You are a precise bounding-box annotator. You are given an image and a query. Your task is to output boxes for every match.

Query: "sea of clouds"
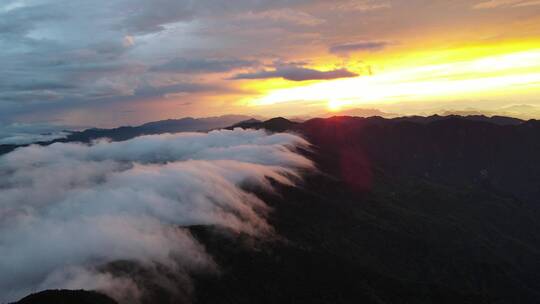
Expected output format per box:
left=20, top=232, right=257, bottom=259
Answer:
left=0, top=128, right=313, bottom=303
left=0, top=123, right=72, bottom=145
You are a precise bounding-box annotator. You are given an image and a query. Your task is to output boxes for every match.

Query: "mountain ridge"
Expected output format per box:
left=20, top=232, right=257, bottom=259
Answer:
left=0, top=115, right=255, bottom=155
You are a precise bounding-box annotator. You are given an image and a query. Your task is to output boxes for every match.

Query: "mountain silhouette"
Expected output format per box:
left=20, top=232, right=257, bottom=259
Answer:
left=230, top=117, right=298, bottom=132
left=13, top=290, right=117, bottom=304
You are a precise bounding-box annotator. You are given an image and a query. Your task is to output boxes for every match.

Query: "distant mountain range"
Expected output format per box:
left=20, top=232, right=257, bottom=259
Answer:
left=0, top=114, right=529, bottom=156
left=67, top=114, right=255, bottom=142
left=232, top=114, right=525, bottom=129
left=0, top=115, right=253, bottom=155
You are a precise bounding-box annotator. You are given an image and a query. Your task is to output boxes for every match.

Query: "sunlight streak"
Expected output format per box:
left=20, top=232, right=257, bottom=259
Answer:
left=247, top=48, right=540, bottom=111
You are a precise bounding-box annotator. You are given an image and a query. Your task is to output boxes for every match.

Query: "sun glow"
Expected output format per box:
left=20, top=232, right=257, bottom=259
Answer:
left=247, top=46, right=540, bottom=112
left=327, top=99, right=355, bottom=112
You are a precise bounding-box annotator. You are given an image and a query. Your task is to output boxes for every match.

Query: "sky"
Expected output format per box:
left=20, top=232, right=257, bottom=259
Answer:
left=1, top=0, right=540, bottom=128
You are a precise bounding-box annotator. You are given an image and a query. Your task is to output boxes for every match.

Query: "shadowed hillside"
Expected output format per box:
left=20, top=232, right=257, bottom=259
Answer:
left=193, top=115, right=540, bottom=303
left=13, top=290, right=117, bottom=304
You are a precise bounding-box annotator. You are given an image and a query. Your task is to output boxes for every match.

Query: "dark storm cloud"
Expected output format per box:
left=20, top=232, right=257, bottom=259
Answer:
left=232, top=66, right=358, bottom=81
left=150, top=58, right=257, bottom=73
left=329, top=41, right=390, bottom=54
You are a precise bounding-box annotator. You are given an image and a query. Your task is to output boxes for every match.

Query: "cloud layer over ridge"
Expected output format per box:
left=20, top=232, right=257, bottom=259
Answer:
left=0, top=128, right=313, bottom=303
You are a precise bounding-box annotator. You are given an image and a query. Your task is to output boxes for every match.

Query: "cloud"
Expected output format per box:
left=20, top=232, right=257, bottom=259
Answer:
left=473, top=0, right=540, bottom=9
left=0, top=129, right=313, bottom=303
left=117, top=0, right=314, bottom=34
left=117, top=0, right=195, bottom=34
left=0, top=3, right=61, bottom=36
left=122, top=35, right=135, bottom=48
left=239, top=8, right=325, bottom=26
left=0, top=122, right=70, bottom=145
left=133, top=82, right=234, bottom=99
left=150, top=58, right=257, bottom=73
left=232, top=65, right=358, bottom=81
left=9, top=82, right=76, bottom=91
left=332, top=1, right=392, bottom=11
left=329, top=41, right=390, bottom=54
